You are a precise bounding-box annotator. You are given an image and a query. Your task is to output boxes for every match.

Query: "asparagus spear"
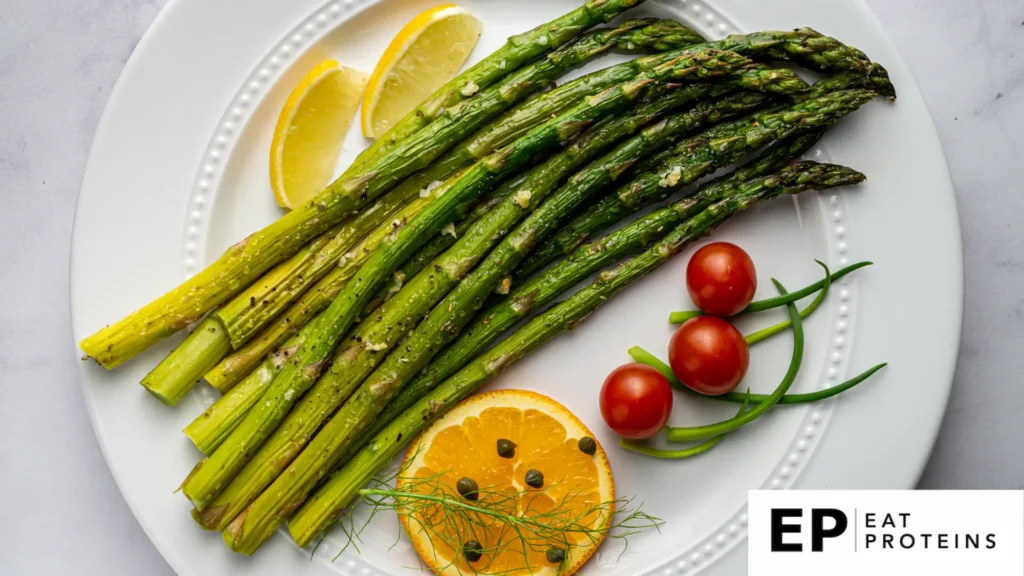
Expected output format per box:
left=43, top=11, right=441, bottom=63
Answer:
left=354, top=130, right=825, bottom=447
left=77, top=3, right=646, bottom=369
left=180, top=48, right=756, bottom=513
left=346, top=0, right=649, bottom=173
left=517, top=87, right=876, bottom=276
left=286, top=161, right=866, bottom=547
left=140, top=316, right=231, bottom=405
left=706, top=28, right=895, bottom=97
left=198, top=85, right=767, bottom=535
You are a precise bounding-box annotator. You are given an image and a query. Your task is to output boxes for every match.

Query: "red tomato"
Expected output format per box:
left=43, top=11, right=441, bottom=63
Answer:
left=686, top=242, right=757, bottom=316
left=669, top=316, right=749, bottom=395
left=599, top=363, right=673, bottom=440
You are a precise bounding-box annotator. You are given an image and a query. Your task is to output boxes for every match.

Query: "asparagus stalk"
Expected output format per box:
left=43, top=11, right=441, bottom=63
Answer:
left=140, top=317, right=231, bottom=405
left=286, top=160, right=865, bottom=547
left=180, top=48, right=756, bottom=513
left=355, top=130, right=825, bottom=447
left=77, top=3, right=647, bottom=369
left=198, top=83, right=766, bottom=537
left=706, top=28, right=895, bottom=97
left=346, top=0, right=649, bottom=173
left=517, top=87, right=876, bottom=276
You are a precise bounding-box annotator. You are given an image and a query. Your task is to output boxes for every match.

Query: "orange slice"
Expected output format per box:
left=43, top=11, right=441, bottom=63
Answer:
left=270, top=60, right=368, bottom=209
left=399, top=390, right=615, bottom=575
left=361, top=4, right=482, bottom=139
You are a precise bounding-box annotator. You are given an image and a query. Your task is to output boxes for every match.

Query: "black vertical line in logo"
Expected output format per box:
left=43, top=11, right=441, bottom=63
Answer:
left=854, top=508, right=858, bottom=552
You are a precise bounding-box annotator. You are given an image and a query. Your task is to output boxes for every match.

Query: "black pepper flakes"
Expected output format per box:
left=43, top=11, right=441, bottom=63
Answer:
left=524, top=469, right=544, bottom=489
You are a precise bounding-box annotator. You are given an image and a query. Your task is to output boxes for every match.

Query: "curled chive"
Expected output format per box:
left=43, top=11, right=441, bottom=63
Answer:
left=668, top=260, right=872, bottom=324
left=745, top=260, right=831, bottom=345
left=628, top=346, right=886, bottom=405
left=665, top=279, right=803, bottom=442
left=620, top=394, right=749, bottom=459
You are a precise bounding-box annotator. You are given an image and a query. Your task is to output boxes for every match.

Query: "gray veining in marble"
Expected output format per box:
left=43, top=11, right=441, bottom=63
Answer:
left=1, top=0, right=1021, bottom=573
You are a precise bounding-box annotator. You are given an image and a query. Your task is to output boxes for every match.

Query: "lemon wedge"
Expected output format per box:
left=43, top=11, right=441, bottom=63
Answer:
left=361, top=4, right=482, bottom=139
left=270, top=60, right=368, bottom=209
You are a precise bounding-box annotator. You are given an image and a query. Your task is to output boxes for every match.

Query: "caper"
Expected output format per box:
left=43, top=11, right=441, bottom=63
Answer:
left=463, top=539, right=484, bottom=563
left=577, top=436, right=597, bottom=456
left=456, top=477, right=479, bottom=501
left=496, top=438, right=517, bottom=459
left=546, top=547, right=566, bottom=564
left=524, top=469, right=544, bottom=489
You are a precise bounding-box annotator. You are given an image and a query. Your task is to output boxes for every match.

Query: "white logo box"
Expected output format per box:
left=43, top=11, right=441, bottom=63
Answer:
left=748, top=490, right=1023, bottom=575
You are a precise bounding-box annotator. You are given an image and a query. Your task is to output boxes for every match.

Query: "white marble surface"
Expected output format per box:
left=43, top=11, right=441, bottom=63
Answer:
left=1, top=0, right=1021, bottom=573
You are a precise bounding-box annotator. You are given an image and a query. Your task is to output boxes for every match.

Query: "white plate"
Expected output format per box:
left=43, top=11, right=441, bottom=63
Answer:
left=69, top=0, right=962, bottom=574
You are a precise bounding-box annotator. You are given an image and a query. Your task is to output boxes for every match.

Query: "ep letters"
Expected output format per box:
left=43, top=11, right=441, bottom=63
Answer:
left=748, top=490, right=1023, bottom=575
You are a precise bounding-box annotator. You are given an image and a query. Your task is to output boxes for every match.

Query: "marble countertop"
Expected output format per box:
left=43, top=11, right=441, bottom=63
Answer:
left=1, top=0, right=1021, bottom=573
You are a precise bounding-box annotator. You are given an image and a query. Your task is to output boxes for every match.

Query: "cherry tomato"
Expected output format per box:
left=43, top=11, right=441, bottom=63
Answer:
left=686, top=242, right=757, bottom=316
left=669, top=316, right=749, bottom=395
left=599, top=363, right=673, bottom=439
